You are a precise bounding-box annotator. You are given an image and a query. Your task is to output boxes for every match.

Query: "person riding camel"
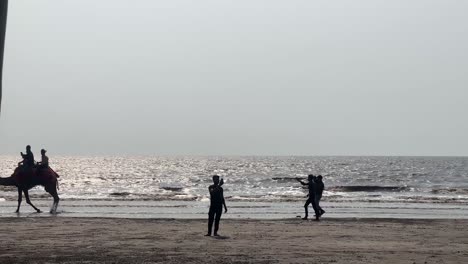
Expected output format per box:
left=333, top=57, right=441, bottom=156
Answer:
left=18, top=145, right=35, bottom=167
left=36, top=149, right=60, bottom=178
left=37, top=149, right=49, bottom=169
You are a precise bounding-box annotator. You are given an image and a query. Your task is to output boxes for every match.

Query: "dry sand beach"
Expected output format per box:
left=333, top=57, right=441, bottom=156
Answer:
left=0, top=217, right=467, bottom=264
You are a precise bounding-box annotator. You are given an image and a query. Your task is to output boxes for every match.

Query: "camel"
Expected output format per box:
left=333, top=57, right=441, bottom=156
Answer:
left=0, top=166, right=60, bottom=214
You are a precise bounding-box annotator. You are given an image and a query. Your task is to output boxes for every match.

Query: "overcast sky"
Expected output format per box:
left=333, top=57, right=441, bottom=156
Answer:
left=0, top=0, right=467, bottom=156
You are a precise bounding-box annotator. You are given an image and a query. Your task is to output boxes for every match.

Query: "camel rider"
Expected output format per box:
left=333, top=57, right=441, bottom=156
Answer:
left=18, top=145, right=35, bottom=167
left=37, top=149, right=49, bottom=169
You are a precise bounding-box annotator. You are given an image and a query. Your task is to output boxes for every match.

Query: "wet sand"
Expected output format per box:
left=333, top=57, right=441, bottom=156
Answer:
left=0, top=217, right=467, bottom=264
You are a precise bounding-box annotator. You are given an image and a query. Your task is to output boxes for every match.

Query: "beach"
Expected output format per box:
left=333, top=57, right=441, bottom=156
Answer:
left=1, top=156, right=468, bottom=263
left=0, top=217, right=467, bottom=264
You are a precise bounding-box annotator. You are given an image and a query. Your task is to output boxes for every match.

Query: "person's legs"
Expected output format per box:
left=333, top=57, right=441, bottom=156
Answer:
left=317, top=201, right=324, bottom=215
left=206, top=208, right=215, bottom=236
left=213, top=208, right=223, bottom=235
left=303, top=199, right=311, bottom=219
left=311, top=197, right=320, bottom=221
left=316, top=194, right=325, bottom=215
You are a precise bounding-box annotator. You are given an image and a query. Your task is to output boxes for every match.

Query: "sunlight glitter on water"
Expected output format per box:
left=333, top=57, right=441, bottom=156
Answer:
left=1, top=156, right=468, bottom=218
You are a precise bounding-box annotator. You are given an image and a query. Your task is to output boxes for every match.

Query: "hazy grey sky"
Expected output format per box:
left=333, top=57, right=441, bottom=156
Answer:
left=0, top=0, right=467, bottom=156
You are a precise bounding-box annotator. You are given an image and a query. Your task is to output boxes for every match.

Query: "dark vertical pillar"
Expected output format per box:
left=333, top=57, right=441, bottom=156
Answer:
left=0, top=0, right=8, bottom=115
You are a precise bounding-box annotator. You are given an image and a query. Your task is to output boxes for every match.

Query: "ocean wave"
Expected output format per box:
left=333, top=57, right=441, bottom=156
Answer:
left=110, top=192, right=131, bottom=196
left=329, top=186, right=408, bottom=192
left=431, top=188, right=468, bottom=195
left=2, top=192, right=466, bottom=205
left=0, top=186, right=15, bottom=191
left=271, top=177, right=302, bottom=183
left=160, top=186, right=184, bottom=192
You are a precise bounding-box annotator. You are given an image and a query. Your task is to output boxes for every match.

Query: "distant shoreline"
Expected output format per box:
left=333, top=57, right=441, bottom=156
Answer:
left=2, top=154, right=468, bottom=158
left=1, top=200, right=468, bottom=220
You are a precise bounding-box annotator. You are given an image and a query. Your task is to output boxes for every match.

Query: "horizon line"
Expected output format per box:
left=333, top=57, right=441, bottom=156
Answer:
left=1, top=153, right=467, bottom=158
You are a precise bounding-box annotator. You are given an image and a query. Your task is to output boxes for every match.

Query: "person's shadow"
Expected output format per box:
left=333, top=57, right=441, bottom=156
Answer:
left=212, top=235, right=230, bottom=240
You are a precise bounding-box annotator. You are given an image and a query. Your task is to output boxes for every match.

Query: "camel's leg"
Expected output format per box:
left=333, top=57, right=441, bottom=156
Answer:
left=48, top=187, right=60, bottom=214
left=23, top=190, right=42, bottom=213
left=15, top=188, right=22, bottom=213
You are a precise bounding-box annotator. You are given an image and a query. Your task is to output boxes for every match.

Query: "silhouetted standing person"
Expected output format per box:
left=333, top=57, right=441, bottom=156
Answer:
left=206, top=175, right=227, bottom=236
left=296, top=174, right=320, bottom=221
left=315, top=175, right=325, bottom=216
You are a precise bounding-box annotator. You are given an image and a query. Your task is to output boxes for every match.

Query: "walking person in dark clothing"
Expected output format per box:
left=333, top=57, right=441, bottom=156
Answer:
left=315, top=175, right=325, bottom=216
left=296, top=174, right=320, bottom=221
left=205, top=175, right=228, bottom=236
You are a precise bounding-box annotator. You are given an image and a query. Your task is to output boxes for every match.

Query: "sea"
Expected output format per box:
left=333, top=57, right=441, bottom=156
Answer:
left=1, top=156, right=468, bottom=219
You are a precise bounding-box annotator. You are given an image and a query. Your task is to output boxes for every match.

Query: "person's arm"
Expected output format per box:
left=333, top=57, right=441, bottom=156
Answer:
left=222, top=190, right=227, bottom=213
left=296, top=178, right=307, bottom=185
